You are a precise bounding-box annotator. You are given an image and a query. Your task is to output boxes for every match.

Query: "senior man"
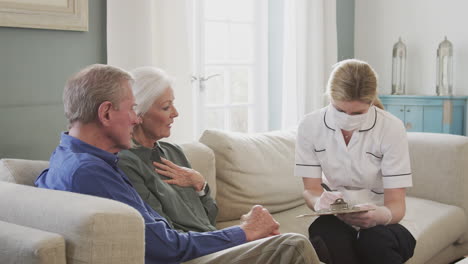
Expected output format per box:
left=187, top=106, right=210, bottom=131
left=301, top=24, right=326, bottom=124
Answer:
left=35, top=64, right=318, bottom=264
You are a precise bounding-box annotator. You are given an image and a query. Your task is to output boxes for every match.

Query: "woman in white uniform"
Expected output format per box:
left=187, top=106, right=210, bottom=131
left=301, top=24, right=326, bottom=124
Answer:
left=295, top=59, right=416, bottom=264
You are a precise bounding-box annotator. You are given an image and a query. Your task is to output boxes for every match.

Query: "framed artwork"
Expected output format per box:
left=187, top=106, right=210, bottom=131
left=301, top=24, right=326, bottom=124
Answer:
left=0, top=0, right=88, bottom=31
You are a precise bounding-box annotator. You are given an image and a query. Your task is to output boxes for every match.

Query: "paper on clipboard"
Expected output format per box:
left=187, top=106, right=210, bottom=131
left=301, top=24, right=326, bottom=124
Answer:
left=296, top=207, right=375, bottom=218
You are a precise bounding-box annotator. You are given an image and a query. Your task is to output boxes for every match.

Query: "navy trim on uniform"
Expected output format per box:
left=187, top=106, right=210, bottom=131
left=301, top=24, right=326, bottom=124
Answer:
left=371, top=190, right=384, bottom=194
left=382, top=173, right=412, bottom=177
left=314, top=149, right=326, bottom=152
left=366, top=152, right=383, bottom=159
left=359, top=107, right=378, bottom=132
left=296, top=164, right=321, bottom=167
left=323, top=110, right=335, bottom=131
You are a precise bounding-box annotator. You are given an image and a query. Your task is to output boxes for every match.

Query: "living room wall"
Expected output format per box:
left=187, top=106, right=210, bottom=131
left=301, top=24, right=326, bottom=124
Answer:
left=355, top=0, right=468, bottom=97
left=355, top=0, right=468, bottom=134
left=0, top=0, right=107, bottom=160
left=0, top=0, right=354, bottom=160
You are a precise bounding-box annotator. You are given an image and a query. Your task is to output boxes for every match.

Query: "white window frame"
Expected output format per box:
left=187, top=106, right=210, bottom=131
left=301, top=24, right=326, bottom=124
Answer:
left=192, top=0, right=268, bottom=138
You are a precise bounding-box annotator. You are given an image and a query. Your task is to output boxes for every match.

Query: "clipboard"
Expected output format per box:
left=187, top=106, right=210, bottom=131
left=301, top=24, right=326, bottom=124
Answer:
left=296, top=207, right=375, bottom=218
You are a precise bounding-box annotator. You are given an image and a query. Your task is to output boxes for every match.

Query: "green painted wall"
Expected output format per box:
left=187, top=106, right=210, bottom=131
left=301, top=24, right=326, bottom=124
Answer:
left=337, top=0, right=355, bottom=61
left=0, top=0, right=107, bottom=160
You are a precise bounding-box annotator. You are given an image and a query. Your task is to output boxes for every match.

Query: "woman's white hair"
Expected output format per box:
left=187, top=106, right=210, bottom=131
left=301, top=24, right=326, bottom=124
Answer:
left=130, top=67, right=173, bottom=116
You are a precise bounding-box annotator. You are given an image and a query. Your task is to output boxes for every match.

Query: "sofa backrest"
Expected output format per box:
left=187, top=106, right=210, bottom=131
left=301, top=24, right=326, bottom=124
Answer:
left=0, top=143, right=218, bottom=196
left=407, top=132, right=468, bottom=215
left=180, top=141, right=217, bottom=198
left=199, top=129, right=304, bottom=222
left=0, top=158, right=49, bottom=185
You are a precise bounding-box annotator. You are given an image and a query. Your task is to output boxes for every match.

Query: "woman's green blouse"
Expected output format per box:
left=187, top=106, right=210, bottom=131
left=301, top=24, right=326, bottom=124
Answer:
left=118, top=141, right=218, bottom=232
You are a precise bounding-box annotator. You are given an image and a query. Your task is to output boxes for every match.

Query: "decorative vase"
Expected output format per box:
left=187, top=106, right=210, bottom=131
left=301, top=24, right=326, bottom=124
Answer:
left=436, top=36, right=453, bottom=96
left=391, top=37, right=407, bottom=95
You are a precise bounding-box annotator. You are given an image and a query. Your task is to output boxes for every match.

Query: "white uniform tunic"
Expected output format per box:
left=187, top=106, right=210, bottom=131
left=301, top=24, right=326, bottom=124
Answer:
left=295, top=105, right=413, bottom=206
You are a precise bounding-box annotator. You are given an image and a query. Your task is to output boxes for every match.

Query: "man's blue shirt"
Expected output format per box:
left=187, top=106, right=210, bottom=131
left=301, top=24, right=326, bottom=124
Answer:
left=35, top=133, right=246, bottom=264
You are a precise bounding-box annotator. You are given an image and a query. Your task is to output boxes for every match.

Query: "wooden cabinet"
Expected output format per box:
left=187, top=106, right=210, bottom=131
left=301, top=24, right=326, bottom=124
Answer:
left=379, top=95, right=467, bottom=135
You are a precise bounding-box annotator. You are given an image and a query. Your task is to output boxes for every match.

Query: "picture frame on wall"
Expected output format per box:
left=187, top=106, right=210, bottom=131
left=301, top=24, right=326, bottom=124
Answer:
left=0, top=0, right=88, bottom=31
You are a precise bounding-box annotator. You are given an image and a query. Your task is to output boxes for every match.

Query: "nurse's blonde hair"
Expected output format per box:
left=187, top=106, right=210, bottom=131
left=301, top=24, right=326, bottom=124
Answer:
left=326, top=59, right=384, bottom=110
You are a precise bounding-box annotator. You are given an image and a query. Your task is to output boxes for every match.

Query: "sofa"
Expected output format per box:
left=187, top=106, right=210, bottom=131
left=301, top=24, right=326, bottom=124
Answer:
left=1, top=130, right=467, bottom=264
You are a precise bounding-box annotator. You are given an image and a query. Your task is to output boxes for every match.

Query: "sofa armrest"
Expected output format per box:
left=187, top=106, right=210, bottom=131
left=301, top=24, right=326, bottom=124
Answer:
left=407, top=132, right=468, bottom=217
left=0, top=220, right=66, bottom=264
left=0, top=181, right=145, bottom=264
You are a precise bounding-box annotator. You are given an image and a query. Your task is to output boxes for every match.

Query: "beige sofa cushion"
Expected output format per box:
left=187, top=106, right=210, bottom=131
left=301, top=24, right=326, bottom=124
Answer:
left=0, top=181, right=145, bottom=264
left=180, top=142, right=217, bottom=198
left=217, top=195, right=468, bottom=264
left=0, top=220, right=66, bottom=264
left=200, top=129, right=305, bottom=222
left=403, top=196, right=467, bottom=264
left=406, top=133, right=468, bottom=243
left=0, top=158, right=49, bottom=185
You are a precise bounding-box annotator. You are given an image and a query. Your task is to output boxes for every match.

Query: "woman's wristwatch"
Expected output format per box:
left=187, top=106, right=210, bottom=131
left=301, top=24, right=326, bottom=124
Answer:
left=197, top=181, right=208, bottom=197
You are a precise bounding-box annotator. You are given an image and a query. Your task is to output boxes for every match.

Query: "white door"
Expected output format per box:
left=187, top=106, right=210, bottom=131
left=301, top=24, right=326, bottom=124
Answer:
left=192, top=0, right=268, bottom=136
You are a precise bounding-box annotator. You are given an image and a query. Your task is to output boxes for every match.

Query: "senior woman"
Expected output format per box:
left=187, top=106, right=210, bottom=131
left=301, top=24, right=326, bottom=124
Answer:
left=118, top=67, right=217, bottom=232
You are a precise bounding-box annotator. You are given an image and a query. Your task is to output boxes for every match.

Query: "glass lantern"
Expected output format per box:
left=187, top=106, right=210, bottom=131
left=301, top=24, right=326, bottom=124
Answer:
left=392, top=37, right=407, bottom=95
left=436, top=36, right=453, bottom=96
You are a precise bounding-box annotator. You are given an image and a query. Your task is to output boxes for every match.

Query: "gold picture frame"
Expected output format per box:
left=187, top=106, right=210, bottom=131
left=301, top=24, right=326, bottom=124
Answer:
left=0, top=0, right=88, bottom=31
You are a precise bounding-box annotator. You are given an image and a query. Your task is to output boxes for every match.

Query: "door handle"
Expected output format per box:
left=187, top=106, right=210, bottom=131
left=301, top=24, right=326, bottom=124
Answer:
left=201, top=74, right=221, bottom=82
left=192, top=74, right=222, bottom=91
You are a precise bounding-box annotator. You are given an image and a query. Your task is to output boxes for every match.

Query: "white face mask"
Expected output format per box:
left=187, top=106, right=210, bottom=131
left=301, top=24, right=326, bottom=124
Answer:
left=330, top=104, right=371, bottom=131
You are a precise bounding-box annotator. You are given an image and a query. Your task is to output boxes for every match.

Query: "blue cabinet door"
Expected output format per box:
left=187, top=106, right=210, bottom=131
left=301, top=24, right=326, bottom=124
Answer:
left=423, top=106, right=443, bottom=133
left=379, top=95, right=467, bottom=136
left=386, top=105, right=405, bottom=122
left=452, top=105, right=465, bottom=135
left=404, top=106, right=423, bottom=132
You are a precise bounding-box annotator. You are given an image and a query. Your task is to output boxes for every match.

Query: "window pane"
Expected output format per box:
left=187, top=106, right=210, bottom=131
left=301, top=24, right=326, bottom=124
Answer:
left=227, top=0, right=253, bottom=21
left=204, top=0, right=228, bottom=20
left=205, top=67, right=224, bottom=105
left=205, top=108, right=224, bottom=130
left=230, top=24, right=253, bottom=61
left=230, top=107, right=248, bottom=132
left=230, top=67, right=249, bottom=103
left=197, top=0, right=266, bottom=135
left=205, top=22, right=228, bottom=62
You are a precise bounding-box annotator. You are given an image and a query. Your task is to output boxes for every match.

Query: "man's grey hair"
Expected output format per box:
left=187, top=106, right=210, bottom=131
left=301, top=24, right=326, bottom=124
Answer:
left=130, top=67, right=173, bottom=116
left=63, top=64, right=133, bottom=125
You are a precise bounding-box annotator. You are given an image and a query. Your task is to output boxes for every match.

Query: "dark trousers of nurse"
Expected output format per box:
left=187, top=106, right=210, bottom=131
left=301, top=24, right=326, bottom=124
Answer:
left=309, top=215, right=416, bottom=264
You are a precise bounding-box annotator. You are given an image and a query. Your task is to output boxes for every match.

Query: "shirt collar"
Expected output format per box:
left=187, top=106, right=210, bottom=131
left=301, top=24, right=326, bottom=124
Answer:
left=129, top=139, right=164, bottom=162
left=60, top=132, right=119, bottom=167
left=323, top=104, right=377, bottom=132
left=359, top=106, right=377, bottom=132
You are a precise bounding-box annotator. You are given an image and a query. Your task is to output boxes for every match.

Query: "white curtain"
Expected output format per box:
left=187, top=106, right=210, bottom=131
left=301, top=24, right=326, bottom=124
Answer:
left=107, top=0, right=194, bottom=143
left=281, top=0, right=337, bottom=129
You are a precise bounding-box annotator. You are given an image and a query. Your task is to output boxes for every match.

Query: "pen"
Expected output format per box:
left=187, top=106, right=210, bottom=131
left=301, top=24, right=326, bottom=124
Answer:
left=321, top=183, right=333, bottom=192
